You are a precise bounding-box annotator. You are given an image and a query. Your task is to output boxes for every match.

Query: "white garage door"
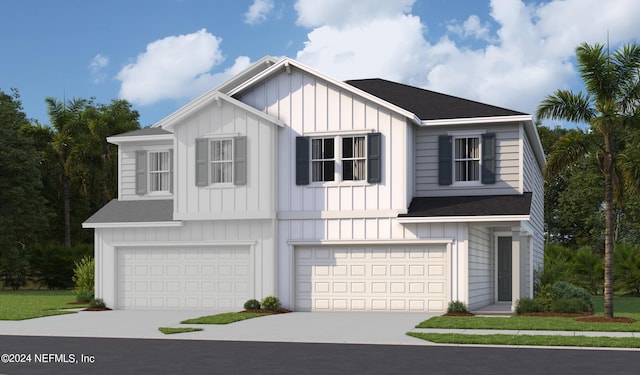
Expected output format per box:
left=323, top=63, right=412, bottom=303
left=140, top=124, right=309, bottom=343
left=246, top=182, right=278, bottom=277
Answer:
left=295, top=245, right=447, bottom=312
left=117, top=247, right=252, bottom=310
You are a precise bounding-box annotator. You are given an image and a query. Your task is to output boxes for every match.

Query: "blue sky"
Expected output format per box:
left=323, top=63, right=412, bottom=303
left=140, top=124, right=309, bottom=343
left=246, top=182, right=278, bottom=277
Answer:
left=2, top=0, right=639, bottom=127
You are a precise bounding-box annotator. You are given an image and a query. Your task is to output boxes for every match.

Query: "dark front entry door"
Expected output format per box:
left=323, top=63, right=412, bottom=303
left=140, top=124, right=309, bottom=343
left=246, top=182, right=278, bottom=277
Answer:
left=498, top=237, right=512, bottom=302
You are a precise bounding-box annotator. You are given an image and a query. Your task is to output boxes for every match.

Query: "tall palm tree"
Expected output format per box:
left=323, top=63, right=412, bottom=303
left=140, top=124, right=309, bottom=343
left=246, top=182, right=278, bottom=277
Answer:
left=536, top=42, right=640, bottom=319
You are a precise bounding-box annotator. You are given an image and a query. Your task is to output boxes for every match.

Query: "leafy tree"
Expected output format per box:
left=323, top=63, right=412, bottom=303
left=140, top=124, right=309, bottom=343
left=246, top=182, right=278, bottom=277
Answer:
left=536, top=42, right=640, bottom=318
left=0, top=89, right=49, bottom=253
left=572, top=247, right=604, bottom=295
left=613, top=243, right=640, bottom=296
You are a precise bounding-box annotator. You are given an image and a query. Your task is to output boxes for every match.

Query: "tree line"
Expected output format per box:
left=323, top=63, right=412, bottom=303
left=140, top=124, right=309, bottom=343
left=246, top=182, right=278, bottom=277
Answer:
left=0, top=89, right=139, bottom=288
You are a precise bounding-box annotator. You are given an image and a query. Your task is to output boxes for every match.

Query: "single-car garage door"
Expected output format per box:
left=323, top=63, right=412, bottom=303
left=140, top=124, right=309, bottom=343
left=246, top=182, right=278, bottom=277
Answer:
left=295, top=245, right=447, bottom=312
left=117, top=247, right=252, bottom=310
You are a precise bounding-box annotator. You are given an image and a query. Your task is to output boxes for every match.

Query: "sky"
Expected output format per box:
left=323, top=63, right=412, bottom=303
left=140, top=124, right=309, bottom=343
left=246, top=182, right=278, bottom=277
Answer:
left=1, top=0, right=639, bottom=128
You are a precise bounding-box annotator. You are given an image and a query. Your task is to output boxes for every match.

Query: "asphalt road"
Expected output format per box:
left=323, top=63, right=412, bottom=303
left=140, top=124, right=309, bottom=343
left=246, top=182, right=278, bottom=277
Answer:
left=0, top=335, right=638, bottom=375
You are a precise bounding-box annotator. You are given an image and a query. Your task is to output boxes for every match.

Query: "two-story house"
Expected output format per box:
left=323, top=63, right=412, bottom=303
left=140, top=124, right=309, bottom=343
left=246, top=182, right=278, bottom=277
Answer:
left=84, top=56, right=545, bottom=313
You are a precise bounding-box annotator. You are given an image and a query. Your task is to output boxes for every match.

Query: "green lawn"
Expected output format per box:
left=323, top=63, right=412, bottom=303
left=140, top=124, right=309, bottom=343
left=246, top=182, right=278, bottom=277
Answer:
left=181, top=312, right=272, bottom=324
left=0, top=290, right=86, bottom=320
left=410, top=297, right=640, bottom=348
left=416, top=297, right=640, bottom=332
left=158, top=327, right=203, bottom=335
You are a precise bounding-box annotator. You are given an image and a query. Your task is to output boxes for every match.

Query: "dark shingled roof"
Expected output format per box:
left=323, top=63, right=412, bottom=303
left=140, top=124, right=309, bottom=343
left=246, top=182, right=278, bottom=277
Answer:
left=84, top=199, right=174, bottom=224
left=346, top=78, right=527, bottom=121
left=399, top=193, right=532, bottom=218
left=109, top=127, right=173, bottom=138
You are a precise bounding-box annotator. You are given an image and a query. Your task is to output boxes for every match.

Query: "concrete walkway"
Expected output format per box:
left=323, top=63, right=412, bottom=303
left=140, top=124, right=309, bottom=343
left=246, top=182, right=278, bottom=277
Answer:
left=411, top=328, right=640, bottom=338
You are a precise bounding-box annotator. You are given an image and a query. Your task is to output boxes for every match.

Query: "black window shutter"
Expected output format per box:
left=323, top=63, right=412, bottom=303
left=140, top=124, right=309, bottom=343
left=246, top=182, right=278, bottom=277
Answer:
left=234, top=136, right=247, bottom=186
left=482, top=133, right=496, bottom=184
left=367, top=132, right=382, bottom=183
left=169, top=149, right=174, bottom=193
left=296, top=136, right=310, bottom=185
left=195, top=138, right=209, bottom=187
left=135, top=150, right=147, bottom=195
left=438, top=135, right=452, bottom=185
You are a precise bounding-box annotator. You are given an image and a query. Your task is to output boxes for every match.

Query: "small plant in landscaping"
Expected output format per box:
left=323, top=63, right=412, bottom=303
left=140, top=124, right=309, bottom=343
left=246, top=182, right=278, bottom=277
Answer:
left=88, top=298, right=107, bottom=309
left=75, top=290, right=94, bottom=303
left=447, top=300, right=469, bottom=314
left=515, top=298, right=542, bottom=314
left=244, top=299, right=261, bottom=310
left=261, top=295, right=281, bottom=311
left=549, top=298, right=591, bottom=314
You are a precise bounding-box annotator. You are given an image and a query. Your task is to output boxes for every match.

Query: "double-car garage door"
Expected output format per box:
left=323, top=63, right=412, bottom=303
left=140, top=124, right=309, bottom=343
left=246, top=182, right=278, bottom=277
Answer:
left=295, top=245, right=447, bottom=312
left=117, top=247, right=252, bottom=310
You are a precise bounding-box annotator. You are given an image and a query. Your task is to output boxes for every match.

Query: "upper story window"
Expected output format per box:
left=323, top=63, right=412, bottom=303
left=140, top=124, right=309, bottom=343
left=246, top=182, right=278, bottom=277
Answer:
left=454, top=137, right=480, bottom=182
left=311, top=138, right=335, bottom=182
left=296, top=132, right=381, bottom=186
left=135, top=149, right=173, bottom=196
left=438, top=133, right=495, bottom=186
left=196, top=136, right=247, bottom=187
left=149, top=151, right=171, bottom=192
left=342, top=136, right=366, bottom=181
left=210, top=139, right=234, bottom=184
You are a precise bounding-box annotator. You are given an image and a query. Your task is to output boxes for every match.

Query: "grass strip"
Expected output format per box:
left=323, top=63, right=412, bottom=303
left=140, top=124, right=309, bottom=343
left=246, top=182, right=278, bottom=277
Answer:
left=416, top=315, right=640, bottom=332
left=407, top=332, right=640, bottom=348
left=181, top=312, right=271, bottom=325
left=158, top=327, right=203, bottom=335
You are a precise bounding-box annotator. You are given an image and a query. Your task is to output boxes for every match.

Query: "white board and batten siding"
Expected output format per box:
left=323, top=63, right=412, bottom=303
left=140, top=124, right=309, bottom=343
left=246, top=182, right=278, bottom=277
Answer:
left=414, top=123, right=522, bottom=197
left=93, top=219, right=276, bottom=310
left=467, top=225, right=493, bottom=310
left=237, top=68, right=413, bottom=215
left=172, top=98, right=278, bottom=221
left=118, top=140, right=173, bottom=201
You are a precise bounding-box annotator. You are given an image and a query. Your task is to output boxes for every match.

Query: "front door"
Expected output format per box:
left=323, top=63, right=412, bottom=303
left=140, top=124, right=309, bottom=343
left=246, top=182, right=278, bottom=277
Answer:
left=497, top=237, right=512, bottom=302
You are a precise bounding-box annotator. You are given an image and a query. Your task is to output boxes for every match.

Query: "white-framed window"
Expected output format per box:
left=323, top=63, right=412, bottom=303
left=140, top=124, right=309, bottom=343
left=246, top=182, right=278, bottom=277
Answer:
left=342, top=136, right=366, bottom=181
left=210, top=139, right=233, bottom=184
left=453, top=136, right=480, bottom=183
left=296, top=132, right=381, bottom=186
left=148, top=151, right=171, bottom=192
left=311, top=138, right=335, bottom=182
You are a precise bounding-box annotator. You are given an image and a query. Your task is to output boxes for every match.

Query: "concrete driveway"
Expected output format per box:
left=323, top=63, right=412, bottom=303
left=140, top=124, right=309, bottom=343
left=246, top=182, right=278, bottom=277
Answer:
left=0, top=309, right=437, bottom=345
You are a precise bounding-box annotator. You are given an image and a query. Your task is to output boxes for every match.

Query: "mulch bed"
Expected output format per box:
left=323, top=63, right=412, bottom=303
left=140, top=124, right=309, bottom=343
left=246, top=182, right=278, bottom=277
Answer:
left=520, top=312, right=593, bottom=318
left=444, top=312, right=475, bottom=317
left=243, top=308, right=291, bottom=314
left=66, top=301, right=89, bottom=305
left=576, top=316, right=637, bottom=323
left=83, top=307, right=112, bottom=311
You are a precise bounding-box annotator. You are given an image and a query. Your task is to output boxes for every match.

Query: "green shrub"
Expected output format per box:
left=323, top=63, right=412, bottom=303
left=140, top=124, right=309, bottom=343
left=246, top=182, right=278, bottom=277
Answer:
left=0, top=247, right=29, bottom=290
left=244, top=299, right=261, bottom=310
left=549, top=298, right=591, bottom=314
left=261, top=295, right=281, bottom=311
left=89, top=298, right=106, bottom=309
left=72, top=255, right=94, bottom=298
left=446, top=300, right=469, bottom=314
left=30, top=243, right=93, bottom=289
left=551, top=281, right=592, bottom=307
left=75, top=290, right=94, bottom=303
left=515, top=298, right=542, bottom=314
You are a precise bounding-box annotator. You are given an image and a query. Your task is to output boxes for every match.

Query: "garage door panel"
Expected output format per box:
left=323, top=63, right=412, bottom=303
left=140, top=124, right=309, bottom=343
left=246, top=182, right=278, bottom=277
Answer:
left=295, top=245, right=447, bottom=312
left=117, top=247, right=252, bottom=310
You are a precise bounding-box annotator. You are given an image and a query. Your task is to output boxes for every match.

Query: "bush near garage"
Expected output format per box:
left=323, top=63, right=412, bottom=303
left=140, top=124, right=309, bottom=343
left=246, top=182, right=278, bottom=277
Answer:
left=261, top=296, right=281, bottom=311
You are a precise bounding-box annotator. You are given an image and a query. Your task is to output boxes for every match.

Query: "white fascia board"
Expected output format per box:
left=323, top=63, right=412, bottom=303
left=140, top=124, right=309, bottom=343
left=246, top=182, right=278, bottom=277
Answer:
left=397, top=215, right=530, bottom=224
left=227, top=57, right=422, bottom=126
left=81, top=221, right=183, bottom=229
left=106, top=240, right=257, bottom=248
left=153, top=91, right=285, bottom=130
left=522, top=120, right=547, bottom=168
left=421, top=115, right=532, bottom=127
left=288, top=239, right=455, bottom=246
left=214, top=56, right=280, bottom=94
left=107, top=134, right=174, bottom=145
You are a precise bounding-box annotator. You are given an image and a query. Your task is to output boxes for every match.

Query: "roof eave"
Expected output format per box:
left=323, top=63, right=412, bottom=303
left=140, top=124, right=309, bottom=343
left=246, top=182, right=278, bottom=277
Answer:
left=107, top=134, right=174, bottom=145
left=82, top=221, right=183, bottom=229
left=397, top=215, right=530, bottom=224
left=420, top=114, right=532, bottom=127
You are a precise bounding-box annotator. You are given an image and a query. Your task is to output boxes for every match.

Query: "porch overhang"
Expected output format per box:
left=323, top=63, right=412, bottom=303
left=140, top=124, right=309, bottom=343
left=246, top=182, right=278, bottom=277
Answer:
left=397, top=193, right=532, bottom=224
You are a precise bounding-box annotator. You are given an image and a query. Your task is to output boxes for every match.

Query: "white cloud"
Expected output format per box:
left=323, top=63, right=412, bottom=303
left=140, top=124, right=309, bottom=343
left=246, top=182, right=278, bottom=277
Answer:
left=117, top=29, right=227, bottom=105
left=293, top=0, right=640, bottom=115
left=245, top=0, right=275, bottom=25
left=88, top=54, right=109, bottom=84
left=295, top=0, right=414, bottom=28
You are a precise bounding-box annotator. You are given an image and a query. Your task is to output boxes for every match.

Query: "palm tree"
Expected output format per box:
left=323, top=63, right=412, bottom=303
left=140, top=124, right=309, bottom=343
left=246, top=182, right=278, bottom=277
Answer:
left=536, top=42, right=640, bottom=319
